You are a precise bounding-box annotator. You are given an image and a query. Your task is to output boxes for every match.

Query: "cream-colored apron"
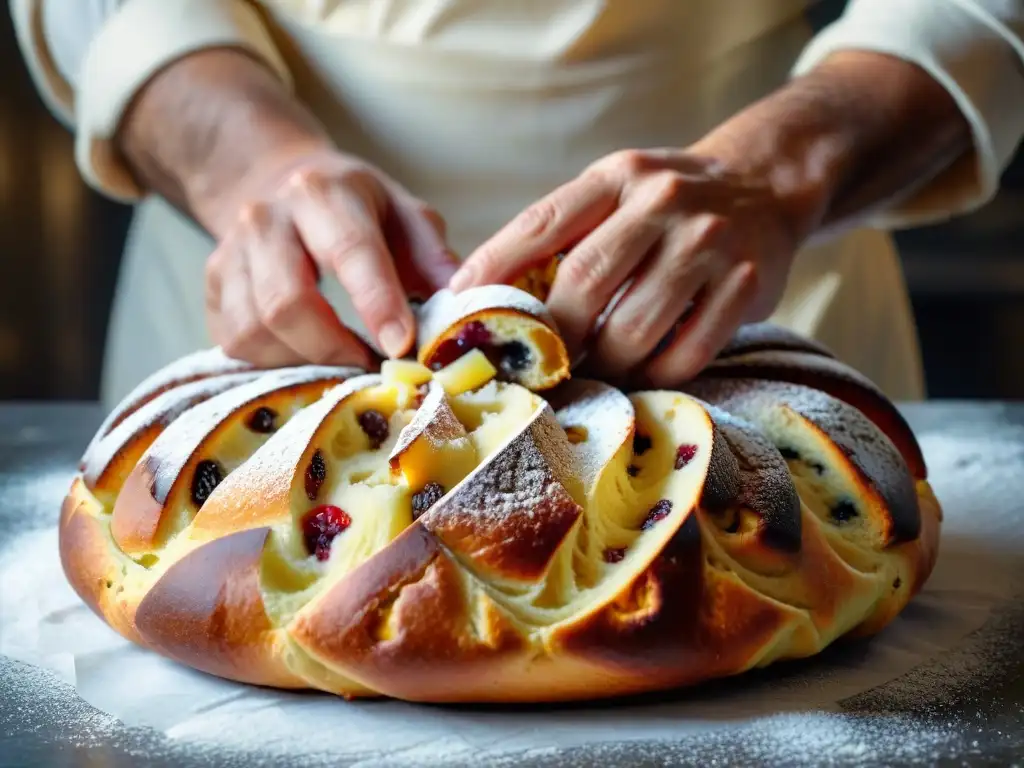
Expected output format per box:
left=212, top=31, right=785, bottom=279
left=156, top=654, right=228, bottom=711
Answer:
left=102, top=0, right=926, bottom=409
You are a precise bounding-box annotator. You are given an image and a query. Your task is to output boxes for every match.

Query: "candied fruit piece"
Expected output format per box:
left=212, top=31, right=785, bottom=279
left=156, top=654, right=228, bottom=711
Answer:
left=305, top=449, right=327, bottom=501
left=358, top=409, right=390, bottom=449
left=246, top=406, right=278, bottom=434
left=641, top=499, right=672, bottom=530
left=633, top=433, right=652, bottom=456
left=191, top=459, right=223, bottom=507
left=603, top=547, right=626, bottom=563
left=302, top=504, right=352, bottom=561
left=411, top=482, right=445, bottom=519
left=674, top=443, right=698, bottom=470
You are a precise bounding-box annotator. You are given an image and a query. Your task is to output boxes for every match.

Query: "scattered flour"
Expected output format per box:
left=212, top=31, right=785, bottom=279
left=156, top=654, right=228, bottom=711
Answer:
left=2, top=425, right=1023, bottom=766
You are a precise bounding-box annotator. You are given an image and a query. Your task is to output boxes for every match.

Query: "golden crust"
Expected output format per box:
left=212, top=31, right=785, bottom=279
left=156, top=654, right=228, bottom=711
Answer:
left=58, top=303, right=943, bottom=704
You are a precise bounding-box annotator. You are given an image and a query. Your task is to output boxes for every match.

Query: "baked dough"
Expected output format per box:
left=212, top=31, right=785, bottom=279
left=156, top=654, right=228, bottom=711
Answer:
left=60, top=284, right=941, bottom=702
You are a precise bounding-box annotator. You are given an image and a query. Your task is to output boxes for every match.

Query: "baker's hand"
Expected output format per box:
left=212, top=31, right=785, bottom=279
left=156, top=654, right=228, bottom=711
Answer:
left=205, top=149, right=458, bottom=369
left=449, top=148, right=808, bottom=386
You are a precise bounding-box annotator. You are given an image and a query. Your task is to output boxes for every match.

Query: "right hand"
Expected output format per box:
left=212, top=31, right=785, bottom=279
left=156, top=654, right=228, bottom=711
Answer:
left=204, top=148, right=458, bottom=369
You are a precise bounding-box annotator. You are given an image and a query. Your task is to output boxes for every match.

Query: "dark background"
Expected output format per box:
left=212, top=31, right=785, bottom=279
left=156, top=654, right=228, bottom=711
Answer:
left=2, top=2, right=1024, bottom=403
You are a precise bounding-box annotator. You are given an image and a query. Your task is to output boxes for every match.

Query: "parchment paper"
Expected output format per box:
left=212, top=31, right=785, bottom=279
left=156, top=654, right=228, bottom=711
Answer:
left=2, top=430, right=1023, bottom=765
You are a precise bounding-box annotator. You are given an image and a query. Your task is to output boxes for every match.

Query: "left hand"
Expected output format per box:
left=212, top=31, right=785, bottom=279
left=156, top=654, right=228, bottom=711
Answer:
left=448, top=148, right=811, bottom=386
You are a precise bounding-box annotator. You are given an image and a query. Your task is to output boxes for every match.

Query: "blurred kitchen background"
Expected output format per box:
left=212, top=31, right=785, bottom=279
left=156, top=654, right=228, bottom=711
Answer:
left=1, top=2, right=1023, bottom=402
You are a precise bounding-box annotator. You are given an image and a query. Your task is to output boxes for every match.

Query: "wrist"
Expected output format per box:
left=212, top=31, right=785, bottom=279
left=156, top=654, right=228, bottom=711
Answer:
left=117, top=48, right=333, bottom=236
left=687, top=75, right=857, bottom=246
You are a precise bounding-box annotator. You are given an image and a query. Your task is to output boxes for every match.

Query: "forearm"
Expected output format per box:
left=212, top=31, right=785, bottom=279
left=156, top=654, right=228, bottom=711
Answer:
left=691, top=50, right=972, bottom=242
left=116, top=48, right=331, bottom=236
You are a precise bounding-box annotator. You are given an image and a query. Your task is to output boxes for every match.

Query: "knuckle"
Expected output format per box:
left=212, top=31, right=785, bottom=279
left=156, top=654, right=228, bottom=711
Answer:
left=259, top=287, right=305, bottom=329
left=322, top=228, right=376, bottom=271
left=560, top=248, right=612, bottom=296
left=609, top=311, right=656, bottom=351
left=647, top=171, right=687, bottom=210
left=603, top=149, right=648, bottom=178
left=515, top=199, right=561, bottom=239
left=237, top=201, right=275, bottom=232
left=694, top=212, right=729, bottom=246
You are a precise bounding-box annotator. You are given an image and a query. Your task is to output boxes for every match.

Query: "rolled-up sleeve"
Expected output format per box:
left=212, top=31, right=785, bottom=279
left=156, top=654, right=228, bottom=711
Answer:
left=10, top=0, right=292, bottom=201
left=793, top=0, right=1024, bottom=228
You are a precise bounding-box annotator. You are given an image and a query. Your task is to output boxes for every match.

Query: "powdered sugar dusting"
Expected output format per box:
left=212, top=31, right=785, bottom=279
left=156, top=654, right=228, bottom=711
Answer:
left=548, top=379, right=633, bottom=491
left=389, top=381, right=465, bottom=462
left=685, top=377, right=918, bottom=542
left=81, top=347, right=256, bottom=464
left=82, top=372, right=261, bottom=487
left=143, top=366, right=360, bottom=503
left=219, top=375, right=383, bottom=500
left=416, top=286, right=556, bottom=351
left=717, top=322, right=836, bottom=360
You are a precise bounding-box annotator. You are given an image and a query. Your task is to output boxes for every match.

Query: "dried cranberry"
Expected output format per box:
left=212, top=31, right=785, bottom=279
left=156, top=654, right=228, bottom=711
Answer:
left=357, top=410, right=390, bottom=449
left=641, top=499, right=672, bottom=530
left=633, top=433, right=652, bottom=456
left=429, top=321, right=494, bottom=369
left=603, top=547, right=626, bottom=563
left=411, top=482, right=445, bottom=519
left=301, top=505, right=352, bottom=561
left=246, top=406, right=277, bottom=434
left=305, top=449, right=327, bottom=501
left=191, top=459, right=223, bottom=507
left=457, top=320, right=492, bottom=348
left=674, top=444, right=698, bottom=470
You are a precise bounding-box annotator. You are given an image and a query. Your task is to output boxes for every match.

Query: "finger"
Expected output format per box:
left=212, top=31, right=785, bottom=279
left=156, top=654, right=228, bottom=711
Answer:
left=207, top=227, right=301, bottom=368
left=247, top=210, right=378, bottom=369
left=644, top=260, right=760, bottom=387
left=287, top=172, right=415, bottom=359
left=588, top=215, right=723, bottom=375
left=387, top=195, right=461, bottom=296
left=450, top=170, right=620, bottom=290
left=544, top=200, right=665, bottom=354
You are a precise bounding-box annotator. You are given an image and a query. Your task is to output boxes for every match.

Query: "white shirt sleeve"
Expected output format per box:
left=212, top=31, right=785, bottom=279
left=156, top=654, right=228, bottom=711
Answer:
left=793, top=0, right=1024, bottom=229
left=9, top=0, right=293, bottom=202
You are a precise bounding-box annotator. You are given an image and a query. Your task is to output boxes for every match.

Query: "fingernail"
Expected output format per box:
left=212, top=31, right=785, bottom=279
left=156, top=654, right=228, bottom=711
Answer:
left=379, top=321, right=411, bottom=359
left=448, top=266, right=474, bottom=292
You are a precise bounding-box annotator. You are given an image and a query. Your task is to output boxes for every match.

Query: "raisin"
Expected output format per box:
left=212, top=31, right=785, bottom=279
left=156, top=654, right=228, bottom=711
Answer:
left=191, top=459, right=224, bottom=507
left=675, top=444, right=698, bottom=470
left=633, top=433, right=652, bottom=456
left=893, top=576, right=902, bottom=589
left=411, top=482, right=445, bottom=519
left=779, top=447, right=800, bottom=460
left=246, top=406, right=278, bottom=434
left=499, top=341, right=532, bottom=374
left=603, top=547, right=626, bottom=563
left=358, top=410, right=390, bottom=449
left=305, top=449, right=327, bottom=501
left=830, top=500, right=858, bottom=523
left=301, top=505, right=352, bottom=561
left=641, top=499, right=672, bottom=530
left=627, top=464, right=640, bottom=477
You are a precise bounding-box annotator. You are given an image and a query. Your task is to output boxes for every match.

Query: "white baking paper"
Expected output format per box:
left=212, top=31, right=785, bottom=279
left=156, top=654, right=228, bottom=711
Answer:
left=2, top=430, right=1023, bottom=764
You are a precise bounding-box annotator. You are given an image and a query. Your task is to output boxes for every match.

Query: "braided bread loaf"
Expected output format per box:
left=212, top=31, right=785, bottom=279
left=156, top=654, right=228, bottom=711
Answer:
left=60, top=283, right=941, bottom=703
